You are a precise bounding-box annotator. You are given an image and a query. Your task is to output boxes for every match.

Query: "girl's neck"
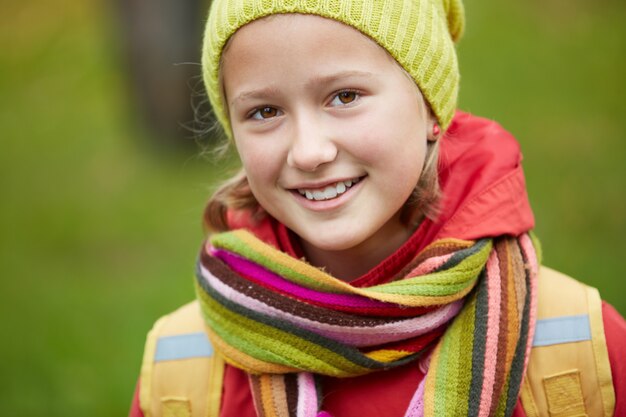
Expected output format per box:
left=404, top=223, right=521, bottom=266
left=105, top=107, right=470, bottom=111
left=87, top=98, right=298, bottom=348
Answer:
left=299, top=221, right=415, bottom=282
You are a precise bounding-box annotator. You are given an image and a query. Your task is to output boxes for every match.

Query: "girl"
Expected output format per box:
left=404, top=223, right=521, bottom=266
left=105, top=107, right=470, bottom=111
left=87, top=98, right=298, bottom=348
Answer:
left=131, top=1, right=626, bottom=416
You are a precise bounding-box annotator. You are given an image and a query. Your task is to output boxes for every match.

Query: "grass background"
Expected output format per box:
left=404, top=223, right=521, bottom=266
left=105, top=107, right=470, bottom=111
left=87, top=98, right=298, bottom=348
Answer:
left=1, top=1, right=624, bottom=415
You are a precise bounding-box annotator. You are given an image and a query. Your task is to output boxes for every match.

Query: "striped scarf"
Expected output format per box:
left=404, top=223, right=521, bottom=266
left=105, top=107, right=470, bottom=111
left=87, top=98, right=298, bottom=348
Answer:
left=195, top=229, right=540, bottom=417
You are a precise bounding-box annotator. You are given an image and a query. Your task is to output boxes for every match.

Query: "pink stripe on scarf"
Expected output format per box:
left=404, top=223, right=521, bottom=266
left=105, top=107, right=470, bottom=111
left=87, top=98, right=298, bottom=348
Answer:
left=519, top=234, right=539, bottom=369
left=403, top=377, right=426, bottom=417
left=477, top=251, right=502, bottom=417
left=407, top=253, right=454, bottom=277
left=212, top=249, right=396, bottom=309
left=202, top=265, right=462, bottom=346
left=297, top=373, right=318, bottom=417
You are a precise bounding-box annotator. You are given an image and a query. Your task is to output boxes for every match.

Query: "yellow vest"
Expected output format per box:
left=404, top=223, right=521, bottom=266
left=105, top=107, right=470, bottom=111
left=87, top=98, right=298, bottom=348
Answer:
left=139, top=267, right=616, bottom=417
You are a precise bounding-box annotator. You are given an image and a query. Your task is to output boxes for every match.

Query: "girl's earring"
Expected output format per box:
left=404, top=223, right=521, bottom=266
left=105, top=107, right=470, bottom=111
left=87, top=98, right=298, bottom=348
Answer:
left=432, top=123, right=441, bottom=138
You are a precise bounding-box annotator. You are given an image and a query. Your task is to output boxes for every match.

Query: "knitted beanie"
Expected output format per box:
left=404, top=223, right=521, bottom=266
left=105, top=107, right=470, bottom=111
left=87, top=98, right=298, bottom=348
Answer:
left=202, top=0, right=465, bottom=137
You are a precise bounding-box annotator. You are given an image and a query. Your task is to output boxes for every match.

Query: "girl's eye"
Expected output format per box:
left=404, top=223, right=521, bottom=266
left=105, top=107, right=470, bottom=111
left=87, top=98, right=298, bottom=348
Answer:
left=330, top=91, right=359, bottom=106
left=251, top=106, right=280, bottom=120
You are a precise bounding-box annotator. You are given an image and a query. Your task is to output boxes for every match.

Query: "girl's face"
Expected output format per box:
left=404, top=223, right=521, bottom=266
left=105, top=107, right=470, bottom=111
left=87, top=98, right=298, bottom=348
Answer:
left=222, top=14, right=433, bottom=264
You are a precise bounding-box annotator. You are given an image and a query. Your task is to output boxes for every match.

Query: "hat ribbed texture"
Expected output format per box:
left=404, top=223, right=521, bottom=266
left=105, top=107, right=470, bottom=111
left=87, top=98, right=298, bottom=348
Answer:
left=202, top=0, right=465, bottom=137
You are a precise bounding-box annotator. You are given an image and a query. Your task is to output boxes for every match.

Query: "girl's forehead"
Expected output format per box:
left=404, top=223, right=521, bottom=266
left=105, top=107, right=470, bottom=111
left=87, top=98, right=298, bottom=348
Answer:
left=221, top=14, right=403, bottom=93
left=235, top=13, right=349, bottom=30
left=222, top=14, right=395, bottom=71
left=226, top=13, right=377, bottom=53
left=203, top=0, right=463, bottom=136
left=221, top=15, right=426, bottom=124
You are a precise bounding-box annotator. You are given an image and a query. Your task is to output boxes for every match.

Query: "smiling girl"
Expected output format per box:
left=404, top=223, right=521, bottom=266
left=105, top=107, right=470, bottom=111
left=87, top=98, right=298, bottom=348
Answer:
left=130, top=1, right=625, bottom=417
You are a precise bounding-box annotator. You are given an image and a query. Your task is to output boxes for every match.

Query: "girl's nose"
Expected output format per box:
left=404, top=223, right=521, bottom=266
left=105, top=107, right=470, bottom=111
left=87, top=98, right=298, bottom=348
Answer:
left=286, top=120, right=338, bottom=172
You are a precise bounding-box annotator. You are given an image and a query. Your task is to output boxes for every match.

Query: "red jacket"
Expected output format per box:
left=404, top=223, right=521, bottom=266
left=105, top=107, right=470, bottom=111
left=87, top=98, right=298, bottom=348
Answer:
left=130, top=111, right=626, bottom=417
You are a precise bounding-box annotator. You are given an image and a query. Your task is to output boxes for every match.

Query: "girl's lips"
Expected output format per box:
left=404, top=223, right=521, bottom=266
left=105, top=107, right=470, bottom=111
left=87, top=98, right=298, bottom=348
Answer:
left=296, top=177, right=362, bottom=201
left=290, top=176, right=366, bottom=211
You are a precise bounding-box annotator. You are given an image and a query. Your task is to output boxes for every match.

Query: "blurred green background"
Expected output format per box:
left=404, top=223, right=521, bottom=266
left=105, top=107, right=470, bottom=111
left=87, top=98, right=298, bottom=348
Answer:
left=1, top=1, right=624, bottom=415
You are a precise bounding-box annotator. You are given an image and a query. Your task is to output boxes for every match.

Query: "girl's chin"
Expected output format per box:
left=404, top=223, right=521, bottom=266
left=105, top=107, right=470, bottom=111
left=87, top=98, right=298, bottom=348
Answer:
left=297, top=231, right=367, bottom=253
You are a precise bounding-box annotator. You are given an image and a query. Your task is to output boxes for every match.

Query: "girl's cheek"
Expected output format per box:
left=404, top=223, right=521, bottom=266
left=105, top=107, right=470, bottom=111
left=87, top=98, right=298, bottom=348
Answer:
left=238, top=140, right=280, bottom=173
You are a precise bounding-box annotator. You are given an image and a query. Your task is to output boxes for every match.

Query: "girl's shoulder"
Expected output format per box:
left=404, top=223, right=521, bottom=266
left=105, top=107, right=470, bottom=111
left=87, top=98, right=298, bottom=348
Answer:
left=136, top=301, right=218, bottom=417
left=522, top=266, right=624, bottom=417
left=132, top=269, right=626, bottom=417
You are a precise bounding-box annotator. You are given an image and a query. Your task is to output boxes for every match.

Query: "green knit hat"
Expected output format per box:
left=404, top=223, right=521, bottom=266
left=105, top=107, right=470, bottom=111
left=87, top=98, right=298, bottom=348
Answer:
left=202, top=0, right=465, bottom=137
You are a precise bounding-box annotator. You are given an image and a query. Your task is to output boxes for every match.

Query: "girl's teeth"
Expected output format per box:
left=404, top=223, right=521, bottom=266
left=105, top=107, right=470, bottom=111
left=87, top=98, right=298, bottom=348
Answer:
left=323, top=186, right=337, bottom=199
left=298, top=177, right=360, bottom=201
left=313, top=191, right=325, bottom=201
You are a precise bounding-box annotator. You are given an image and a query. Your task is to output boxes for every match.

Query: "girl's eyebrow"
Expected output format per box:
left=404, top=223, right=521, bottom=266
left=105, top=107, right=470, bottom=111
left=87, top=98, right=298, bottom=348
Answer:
left=304, top=70, right=375, bottom=89
left=230, top=86, right=282, bottom=107
left=230, top=70, right=374, bottom=107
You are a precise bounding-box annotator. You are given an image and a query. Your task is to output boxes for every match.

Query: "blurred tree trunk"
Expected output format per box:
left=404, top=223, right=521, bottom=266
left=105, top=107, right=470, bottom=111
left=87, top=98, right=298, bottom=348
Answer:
left=115, top=0, right=209, bottom=149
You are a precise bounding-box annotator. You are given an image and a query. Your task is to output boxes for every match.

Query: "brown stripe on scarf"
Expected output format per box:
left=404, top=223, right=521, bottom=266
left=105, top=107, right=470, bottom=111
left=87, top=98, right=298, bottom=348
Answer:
left=202, top=252, right=391, bottom=325
left=201, top=251, right=432, bottom=327
left=508, top=238, right=527, bottom=318
left=489, top=239, right=511, bottom=415
left=363, top=327, right=445, bottom=353
left=284, top=373, right=299, bottom=417
left=390, top=240, right=474, bottom=282
left=504, top=245, right=521, bottom=366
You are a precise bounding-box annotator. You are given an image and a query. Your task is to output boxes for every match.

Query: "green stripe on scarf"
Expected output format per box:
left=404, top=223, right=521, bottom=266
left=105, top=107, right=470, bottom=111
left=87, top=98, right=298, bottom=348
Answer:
left=197, top=231, right=539, bottom=417
left=433, top=293, right=477, bottom=415
left=211, top=231, right=341, bottom=293
left=196, top=268, right=424, bottom=376
left=196, top=282, right=372, bottom=375
left=369, top=239, right=491, bottom=296
left=468, top=270, right=489, bottom=417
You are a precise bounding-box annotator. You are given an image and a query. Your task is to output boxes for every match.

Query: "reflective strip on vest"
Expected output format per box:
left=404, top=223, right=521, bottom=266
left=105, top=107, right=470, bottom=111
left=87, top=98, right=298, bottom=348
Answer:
left=155, top=332, right=213, bottom=362
left=532, top=314, right=591, bottom=347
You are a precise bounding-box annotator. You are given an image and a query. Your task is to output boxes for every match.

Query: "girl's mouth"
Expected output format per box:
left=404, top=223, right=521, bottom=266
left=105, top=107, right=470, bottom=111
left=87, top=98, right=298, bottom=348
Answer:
left=296, top=177, right=362, bottom=201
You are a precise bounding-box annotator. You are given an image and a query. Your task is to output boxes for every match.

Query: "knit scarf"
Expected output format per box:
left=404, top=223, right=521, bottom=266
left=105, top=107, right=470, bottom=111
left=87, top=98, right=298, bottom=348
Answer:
left=195, top=229, right=540, bottom=417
